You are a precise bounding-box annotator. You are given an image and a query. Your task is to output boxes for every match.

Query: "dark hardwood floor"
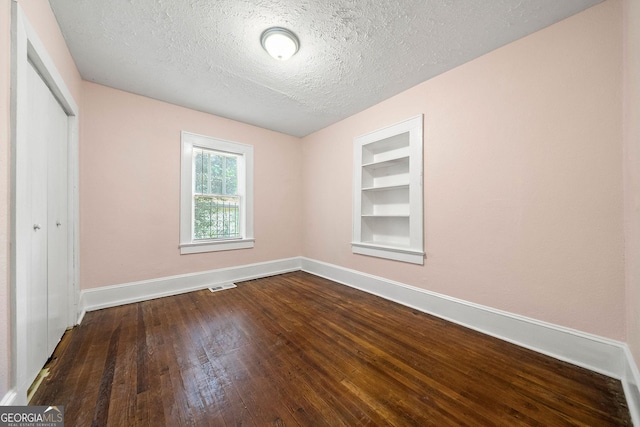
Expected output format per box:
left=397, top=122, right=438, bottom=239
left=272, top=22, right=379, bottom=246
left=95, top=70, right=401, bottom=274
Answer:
left=32, top=271, right=631, bottom=426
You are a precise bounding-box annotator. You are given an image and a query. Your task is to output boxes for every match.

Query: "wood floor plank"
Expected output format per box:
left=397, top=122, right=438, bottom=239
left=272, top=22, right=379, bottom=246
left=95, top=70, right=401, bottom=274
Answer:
left=31, top=271, right=632, bottom=426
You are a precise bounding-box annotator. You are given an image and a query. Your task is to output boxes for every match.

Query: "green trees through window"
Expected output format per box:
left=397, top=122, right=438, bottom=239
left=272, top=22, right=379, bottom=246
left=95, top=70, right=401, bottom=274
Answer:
left=193, top=148, right=240, bottom=240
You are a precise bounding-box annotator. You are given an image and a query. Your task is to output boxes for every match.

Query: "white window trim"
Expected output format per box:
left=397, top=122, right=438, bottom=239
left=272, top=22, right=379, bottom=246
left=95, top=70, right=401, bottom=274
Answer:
left=180, top=131, right=254, bottom=254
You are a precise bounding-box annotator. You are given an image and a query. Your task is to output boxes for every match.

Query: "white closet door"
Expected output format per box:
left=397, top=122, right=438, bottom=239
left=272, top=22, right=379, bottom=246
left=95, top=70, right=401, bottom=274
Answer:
left=46, top=71, right=69, bottom=356
left=26, top=62, right=50, bottom=380
left=25, top=61, right=69, bottom=381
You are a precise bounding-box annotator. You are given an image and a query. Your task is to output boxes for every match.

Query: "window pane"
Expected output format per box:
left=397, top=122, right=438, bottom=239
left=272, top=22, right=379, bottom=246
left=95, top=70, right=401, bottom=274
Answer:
left=209, top=153, right=222, bottom=194
left=194, top=150, right=204, bottom=194
left=193, top=148, right=238, bottom=197
left=225, top=156, right=237, bottom=195
left=193, top=195, right=240, bottom=240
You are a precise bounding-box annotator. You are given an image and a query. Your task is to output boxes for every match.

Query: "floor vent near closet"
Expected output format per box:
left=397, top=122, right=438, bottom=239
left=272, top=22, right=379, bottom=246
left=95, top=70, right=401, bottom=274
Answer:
left=209, top=283, right=237, bottom=293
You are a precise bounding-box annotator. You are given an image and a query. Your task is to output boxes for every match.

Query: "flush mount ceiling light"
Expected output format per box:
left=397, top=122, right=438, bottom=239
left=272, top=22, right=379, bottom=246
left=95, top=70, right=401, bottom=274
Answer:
left=261, top=27, right=299, bottom=61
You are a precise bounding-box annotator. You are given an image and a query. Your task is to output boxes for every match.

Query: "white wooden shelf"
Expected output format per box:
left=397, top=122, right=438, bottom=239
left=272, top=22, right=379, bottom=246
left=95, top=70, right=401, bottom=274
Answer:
left=362, top=155, right=410, bottom=170
left=352, top=115, right=424, bottom=265
left=361, top=214, right=410, bottom=218
left=351, top=241, right=424, bottom=264
left=362, top=184, right=409, bottom=192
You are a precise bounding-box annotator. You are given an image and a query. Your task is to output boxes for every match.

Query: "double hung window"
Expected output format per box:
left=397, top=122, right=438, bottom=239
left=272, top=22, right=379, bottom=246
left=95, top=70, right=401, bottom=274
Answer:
left=180, top=131, right=254, bottom=254
left=193, top=148, right=239, bottom=240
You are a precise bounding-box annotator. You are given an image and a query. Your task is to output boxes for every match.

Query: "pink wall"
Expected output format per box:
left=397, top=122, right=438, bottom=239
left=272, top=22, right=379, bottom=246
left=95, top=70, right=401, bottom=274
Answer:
left=624, top=0, right=640, bottom=367
left=302, top=1, right=626, bottom=340
left=18, top=0, right=82, bottom=102
left=0, top=0, right=634, bottom=402
left=80, top=82, right=302, bottom=288
left=0, top=0, right=10, bottom=399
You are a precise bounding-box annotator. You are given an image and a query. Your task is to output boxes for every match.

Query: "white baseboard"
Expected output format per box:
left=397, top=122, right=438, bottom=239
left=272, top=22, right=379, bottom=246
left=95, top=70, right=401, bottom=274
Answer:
left=79, top=257, right=302, bottom=314
left=76, top=255, right=640, bottom=423
left=0, top=389, right=17, bottom=406
left=622, top=346, right=640, bottom=425
left=300, top=257, right=640, bottom=423
left=300, top=257, right=624, bottom=376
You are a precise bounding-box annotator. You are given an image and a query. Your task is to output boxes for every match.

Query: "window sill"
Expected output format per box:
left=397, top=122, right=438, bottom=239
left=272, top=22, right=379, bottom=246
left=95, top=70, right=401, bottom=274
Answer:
left=180, top=238, right=255, bottom=254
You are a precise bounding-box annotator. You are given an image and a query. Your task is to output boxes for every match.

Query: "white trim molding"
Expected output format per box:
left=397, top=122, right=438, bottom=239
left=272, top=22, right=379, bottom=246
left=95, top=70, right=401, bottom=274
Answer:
left=351, top=242, right=424, bottom=265
left=79, top=257, right=301, bottom=315
left=622, top=346, right=640, bottom=425
left=75, top=256, right=640, bottom=422
left=0, top=389, right=17, bottom=406
left=300, top=257, right=640, bottom=423
left=352, top=115, right=424, bottom=265
left=301, top=258, right=623, bottom=377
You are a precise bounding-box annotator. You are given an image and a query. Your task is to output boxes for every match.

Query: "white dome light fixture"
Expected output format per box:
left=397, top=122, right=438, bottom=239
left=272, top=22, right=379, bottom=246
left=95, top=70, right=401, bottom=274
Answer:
left=261, top=27, right=299, bottom=61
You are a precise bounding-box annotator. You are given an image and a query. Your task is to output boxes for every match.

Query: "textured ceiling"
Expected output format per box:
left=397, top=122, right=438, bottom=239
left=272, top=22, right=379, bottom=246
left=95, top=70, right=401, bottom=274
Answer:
left=49, top=0, right=603, bottom=137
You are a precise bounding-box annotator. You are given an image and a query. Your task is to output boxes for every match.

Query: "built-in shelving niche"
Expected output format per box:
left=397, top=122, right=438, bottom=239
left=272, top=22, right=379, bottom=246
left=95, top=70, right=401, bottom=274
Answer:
left=352, top=115, right=424, bottom=264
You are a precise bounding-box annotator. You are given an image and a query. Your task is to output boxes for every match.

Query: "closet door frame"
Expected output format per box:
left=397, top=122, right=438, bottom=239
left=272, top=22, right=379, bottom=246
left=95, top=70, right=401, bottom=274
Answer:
left=10, top=3, right=80, bottom=404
